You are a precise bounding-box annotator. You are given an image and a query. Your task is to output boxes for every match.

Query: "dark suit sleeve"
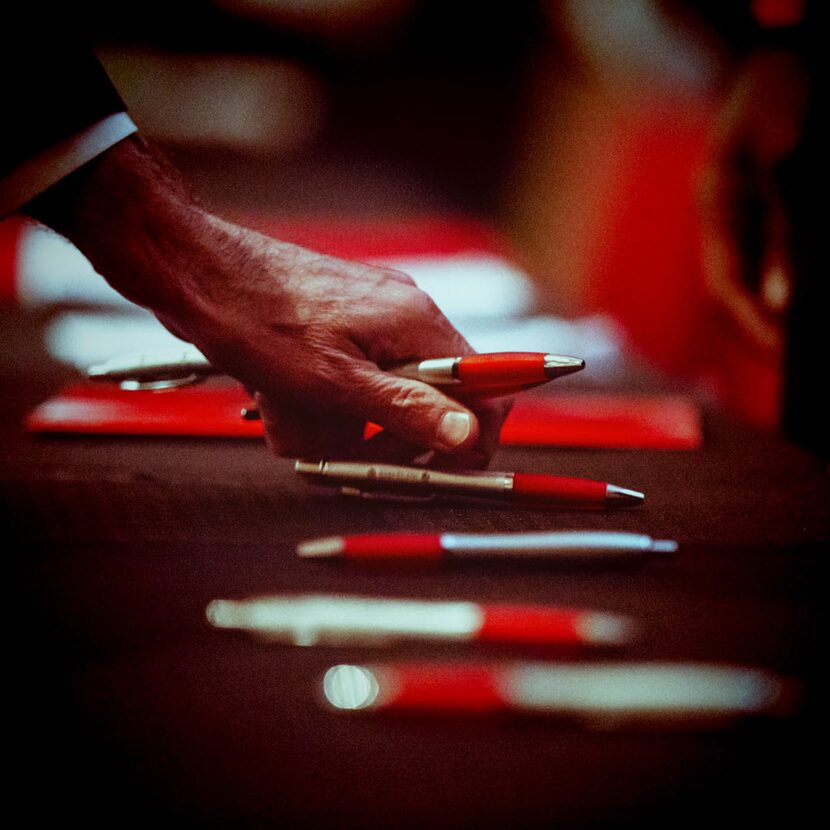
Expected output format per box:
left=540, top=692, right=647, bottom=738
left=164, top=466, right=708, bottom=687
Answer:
left=0, top=15, right=127, bottom=179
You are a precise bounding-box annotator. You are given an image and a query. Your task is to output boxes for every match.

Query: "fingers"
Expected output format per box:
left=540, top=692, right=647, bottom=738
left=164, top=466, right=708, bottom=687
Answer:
left=694, top=59, right=803, bottom=356
left=700, top=232, right=783, bottom=352
left=472, top=395, right=513, bottom=459
left=354, top=279, right=475, bottom=366
left=165, top=233, right=505, bottom=462
left=255, top=385, right=484, bottom=465
left=400, top=396, right=511, bottom=471
left=697, top=161, right=784, bottom=352
left=760, top=262, right=791, bottom=315
left=758, top=194, right=793, bottom=315
left=256, top=373, right=510, bottom=466
left=328, top=282, right=494, bottom=454
left=334, top=365, right=483, bottom=454
left=255, top=392, right=367, bottom=459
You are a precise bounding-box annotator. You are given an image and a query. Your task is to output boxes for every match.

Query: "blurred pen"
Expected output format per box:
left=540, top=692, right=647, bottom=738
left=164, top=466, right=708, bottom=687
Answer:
left=87, top=346, right=213, bottom=389
left=205, top=594, right=636, bottom=648
left=321, top=661, right=794, bottom=725
left=87, top=349, right=584, bottom=396
left=294, top=460, right=644, bottom=508
left=298, top=531, right=675, bottom=562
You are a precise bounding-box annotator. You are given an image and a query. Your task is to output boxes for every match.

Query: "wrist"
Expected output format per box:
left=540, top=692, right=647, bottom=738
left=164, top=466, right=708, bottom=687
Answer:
left=23, top=134, right=216, bottom=317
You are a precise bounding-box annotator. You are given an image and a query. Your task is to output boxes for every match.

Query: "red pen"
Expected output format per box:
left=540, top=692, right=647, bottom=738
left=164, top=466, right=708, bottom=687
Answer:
left=298, top=530, right=676, bottom=562
left=205, top=594, right=636, bottom=648
left=88, top=349, right=583, bottom=398
left=392, top=352, right=584, bottom=395
left=294, top=460, right=644, bottom=508
left=321, top=661, right=795, bottom=726
left=247, top=352, right=583, bottom=419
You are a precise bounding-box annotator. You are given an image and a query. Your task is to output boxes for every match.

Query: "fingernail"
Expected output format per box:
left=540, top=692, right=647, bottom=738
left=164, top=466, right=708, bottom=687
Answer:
left=437, top=411, right=472, bottom=449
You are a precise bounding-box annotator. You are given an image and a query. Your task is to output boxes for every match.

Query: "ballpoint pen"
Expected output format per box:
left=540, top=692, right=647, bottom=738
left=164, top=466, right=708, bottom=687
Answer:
left=297, top=530, right=676, bottom=562
left=205, top=594, right=636, bottom=648
left=391, top=353, right=585, bottom=394
left=294, top=460, right=644, bottom=508
left=86, top=346, right=214, bottom=390
left=86, top=349, right=585, bottom=396
left=320, top=661, right=795, bottom=726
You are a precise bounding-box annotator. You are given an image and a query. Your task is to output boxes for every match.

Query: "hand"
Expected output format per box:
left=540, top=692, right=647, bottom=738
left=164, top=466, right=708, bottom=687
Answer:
left=159, top=211, right=508, bottom=466
left=695, top=49, right=808, bottom=351
left=26, top=136, right=508, bottom=466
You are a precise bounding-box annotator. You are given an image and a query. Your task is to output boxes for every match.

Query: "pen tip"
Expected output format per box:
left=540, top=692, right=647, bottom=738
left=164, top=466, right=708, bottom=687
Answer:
left=323, top=664, right=381, bottom=710
left=205, top=599, right=235, bottom=627
left=543, top=355, right=586, bottom=379
left=604, top=484, right=645, bottom=506
left=297, top=537, right=345, bottom=558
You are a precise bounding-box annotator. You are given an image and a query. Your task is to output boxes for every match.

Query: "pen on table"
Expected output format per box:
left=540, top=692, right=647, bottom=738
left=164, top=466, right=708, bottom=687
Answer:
left=320, top=661, right=795, bottom=726
left=86, top=346, right=214, bottom=389
left=298, top=530, right=677, bottom=562
left=86, top=349, right=584, bottom=397
left=294, top=460, right=644, bottom=508
left=205, top=594, right=637, bottom=648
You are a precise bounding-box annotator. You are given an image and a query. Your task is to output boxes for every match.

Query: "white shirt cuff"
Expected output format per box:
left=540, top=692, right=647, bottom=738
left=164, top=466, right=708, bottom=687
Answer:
left=0, top=112, right=138, bottom=217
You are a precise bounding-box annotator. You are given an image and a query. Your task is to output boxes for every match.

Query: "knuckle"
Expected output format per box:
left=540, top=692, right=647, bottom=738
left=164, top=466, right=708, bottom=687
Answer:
left=379, top=266, right=417, bottom=288
left=389, top=382, right=425, bottom=411
left=385, top=383, right=433, bottom=424
left=399, top=286, right=443, bottom=322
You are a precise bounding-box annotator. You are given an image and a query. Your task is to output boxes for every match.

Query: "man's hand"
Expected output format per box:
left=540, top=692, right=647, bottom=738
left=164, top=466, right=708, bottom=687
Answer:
left=159, top=211, right=507, bottom=465
left=695, top=49, right=808, bottom=352
left=26, top=136, right=507, bottom=465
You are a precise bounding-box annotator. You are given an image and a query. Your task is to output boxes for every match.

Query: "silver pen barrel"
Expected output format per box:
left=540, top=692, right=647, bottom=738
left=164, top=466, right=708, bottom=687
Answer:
left=391, top=357, right=461, bottom=385
left=294, top=459, right=512, bottom=497
left=87, top=347, right=213, bottom=382
left=439, top=531, right=677, bottom=558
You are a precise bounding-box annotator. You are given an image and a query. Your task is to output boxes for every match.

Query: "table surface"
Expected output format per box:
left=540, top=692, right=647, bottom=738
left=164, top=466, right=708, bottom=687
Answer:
left=2, top=308, right=828, bottom=828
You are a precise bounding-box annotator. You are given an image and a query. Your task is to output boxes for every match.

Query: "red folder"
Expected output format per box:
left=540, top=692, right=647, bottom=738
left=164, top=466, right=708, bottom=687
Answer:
left=26, top=383, right=261, bottom=438
left=27, top=383, right=701, bottom=450
left=502, top=394, right=702, bottom=450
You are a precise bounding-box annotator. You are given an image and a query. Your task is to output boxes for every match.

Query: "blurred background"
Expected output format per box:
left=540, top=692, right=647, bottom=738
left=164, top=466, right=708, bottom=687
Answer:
left=5, top=0, right=815, bottom=440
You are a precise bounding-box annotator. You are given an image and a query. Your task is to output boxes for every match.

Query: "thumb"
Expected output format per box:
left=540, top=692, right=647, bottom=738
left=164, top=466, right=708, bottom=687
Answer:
left=344, top=367, right=480, bottom=454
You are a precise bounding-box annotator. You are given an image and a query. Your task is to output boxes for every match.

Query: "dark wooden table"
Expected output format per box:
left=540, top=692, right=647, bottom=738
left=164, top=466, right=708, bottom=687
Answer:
left=2, top=308, right=827, bottom=827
